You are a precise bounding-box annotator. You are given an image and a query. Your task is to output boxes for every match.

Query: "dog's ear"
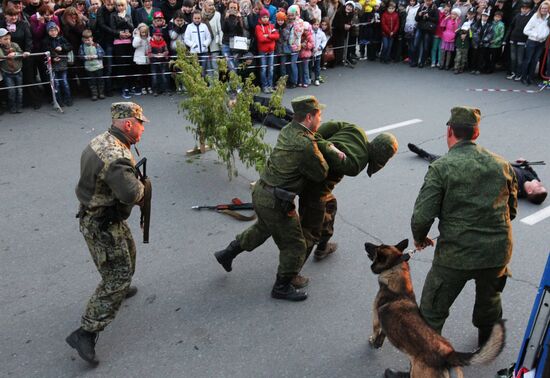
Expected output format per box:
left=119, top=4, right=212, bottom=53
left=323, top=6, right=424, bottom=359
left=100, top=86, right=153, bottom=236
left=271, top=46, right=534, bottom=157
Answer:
left=395, top=239, right=409, bottom=252
left=400, top=253, right=411, bottom=262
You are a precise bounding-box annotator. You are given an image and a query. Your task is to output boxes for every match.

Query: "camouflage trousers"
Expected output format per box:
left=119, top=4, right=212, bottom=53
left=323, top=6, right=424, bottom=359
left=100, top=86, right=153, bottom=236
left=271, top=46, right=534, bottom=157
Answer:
left=419, top=264, right=508, bottom=334
left=237, top=182, right=307, bottom=279
left=79, top=214, right=136, bottom=333
left=299, top=173, right=342, bottom=258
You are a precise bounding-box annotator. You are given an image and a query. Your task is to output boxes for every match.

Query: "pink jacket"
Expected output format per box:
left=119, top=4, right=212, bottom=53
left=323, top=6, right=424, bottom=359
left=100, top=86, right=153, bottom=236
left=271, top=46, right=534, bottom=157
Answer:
left=440, top=16, right=461, bottom=43
left=298, top=24, right=314, bottom=58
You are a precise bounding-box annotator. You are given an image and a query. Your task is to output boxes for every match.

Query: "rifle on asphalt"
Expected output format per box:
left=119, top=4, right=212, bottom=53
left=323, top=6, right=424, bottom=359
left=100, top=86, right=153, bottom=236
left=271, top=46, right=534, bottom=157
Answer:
left=135, top=158, right=151, bottom=243
left=192, top=198, right=255, bottom=221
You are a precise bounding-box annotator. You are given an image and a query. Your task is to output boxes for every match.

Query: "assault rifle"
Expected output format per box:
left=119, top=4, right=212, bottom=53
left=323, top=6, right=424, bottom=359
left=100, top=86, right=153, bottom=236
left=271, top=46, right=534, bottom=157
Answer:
left=135, top=158, right=151, bottom=243
left=192, top=198, right=255, bottom=221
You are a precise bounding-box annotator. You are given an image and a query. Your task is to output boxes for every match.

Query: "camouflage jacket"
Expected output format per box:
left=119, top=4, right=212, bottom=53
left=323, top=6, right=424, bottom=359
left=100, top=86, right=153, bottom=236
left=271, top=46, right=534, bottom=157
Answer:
left=316, top=121, right=370, bottom=177
left=75, top=127, right=144, bottom=219
left=411, top=140, right=517, bottom=270
left=261, top=121, right=329, bottom=193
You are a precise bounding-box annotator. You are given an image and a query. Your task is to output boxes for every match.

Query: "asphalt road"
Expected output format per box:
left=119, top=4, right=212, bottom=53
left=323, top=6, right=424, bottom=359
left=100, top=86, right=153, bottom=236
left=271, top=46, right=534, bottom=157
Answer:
left=1, top=61, right=549, bottom=378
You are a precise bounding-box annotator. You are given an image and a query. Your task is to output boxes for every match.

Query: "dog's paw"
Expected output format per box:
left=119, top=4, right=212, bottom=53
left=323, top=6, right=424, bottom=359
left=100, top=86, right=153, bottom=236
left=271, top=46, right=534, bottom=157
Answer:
left=368, top=334, right=384, bottom=349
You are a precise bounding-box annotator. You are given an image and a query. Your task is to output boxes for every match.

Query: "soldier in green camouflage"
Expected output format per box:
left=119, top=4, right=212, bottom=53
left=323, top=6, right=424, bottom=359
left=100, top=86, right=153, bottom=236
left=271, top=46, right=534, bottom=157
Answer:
left=411, top=106, right=517, bottom=346
left=300, top=122, right=398, bottom=265
left=214, top=95, right=331, bottom=301
left=66, top=102, right=149, bottom=365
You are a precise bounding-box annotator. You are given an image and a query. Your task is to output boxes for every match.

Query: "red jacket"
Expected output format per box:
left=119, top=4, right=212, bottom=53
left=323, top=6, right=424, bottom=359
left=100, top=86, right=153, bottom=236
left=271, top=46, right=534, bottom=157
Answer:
left=381, top=11, right=399, bottom=37
left=255, top=22, right=279, bottom=53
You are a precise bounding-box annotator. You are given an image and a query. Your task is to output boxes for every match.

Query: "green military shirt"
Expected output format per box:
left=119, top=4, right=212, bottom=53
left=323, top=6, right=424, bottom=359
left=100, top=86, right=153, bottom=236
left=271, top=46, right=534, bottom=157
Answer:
left=261, top=121, right=329, bottom=193
left=316, top=121, right=370, bottom=176
left=411, top=140, right=518, bottom=270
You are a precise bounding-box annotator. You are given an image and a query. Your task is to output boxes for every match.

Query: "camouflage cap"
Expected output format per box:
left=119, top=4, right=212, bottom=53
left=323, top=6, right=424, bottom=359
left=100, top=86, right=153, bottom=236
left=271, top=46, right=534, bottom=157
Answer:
left=111, top=102, right=149, bottom=122
left=447, top=106, right=481, bottom=128
left=367, top=132, right=398, bottom=177
left=291, top=95, right=325, bottom=117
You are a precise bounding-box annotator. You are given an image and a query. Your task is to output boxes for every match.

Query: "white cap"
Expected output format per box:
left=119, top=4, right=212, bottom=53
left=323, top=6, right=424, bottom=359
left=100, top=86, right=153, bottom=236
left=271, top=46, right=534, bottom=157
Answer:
left=0, top=28, right=8, bottom=37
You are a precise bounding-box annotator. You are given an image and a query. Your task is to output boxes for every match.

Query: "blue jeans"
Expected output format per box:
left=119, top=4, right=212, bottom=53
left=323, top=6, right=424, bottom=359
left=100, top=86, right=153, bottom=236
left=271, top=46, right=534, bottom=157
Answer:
left=413, top=29, right=434, bottom=66
left=102, top=44, right=113, bottom=92
left=289, top=52, right=299, bottom=85
left=278, top=53, right=288, bottom=78
left=221, top=44, right=237, bottom=71
left=312, top=55, right=321, bottom=81
left=151, top=62, right=168, bottom=93
left=3, top=71, right=23, bottom=111
left=207, top=51, right=219, bottom=78
left=509, top=42, right=525, bottom=76
left=197, top=53, right=209, bottom=77
left=521, top=39, right=545, bottom=82
left=259, top=52, right=274, bottom=89
left=381, top=36, right=394, bottom=62
left=54, top=70, right=71, bottom=103
left=298, top=57, right=310, bottom=85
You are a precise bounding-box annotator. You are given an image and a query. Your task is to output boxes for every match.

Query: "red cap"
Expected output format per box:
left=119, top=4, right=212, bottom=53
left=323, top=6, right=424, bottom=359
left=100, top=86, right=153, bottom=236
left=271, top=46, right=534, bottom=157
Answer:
left=259, top=8, right=270, bottom=18
left=153, top=11, right=164, bottom=18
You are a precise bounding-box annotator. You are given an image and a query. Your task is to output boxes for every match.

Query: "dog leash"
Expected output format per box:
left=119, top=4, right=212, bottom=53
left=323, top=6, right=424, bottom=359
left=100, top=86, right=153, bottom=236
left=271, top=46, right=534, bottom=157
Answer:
left=405, top=236, right=439, bottom=256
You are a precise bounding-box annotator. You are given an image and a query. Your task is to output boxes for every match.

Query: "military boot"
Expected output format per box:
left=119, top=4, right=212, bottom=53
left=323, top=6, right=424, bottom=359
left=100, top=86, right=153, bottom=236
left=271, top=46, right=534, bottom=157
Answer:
left=314, top=242, right=338, bottom=261
left=271, top=275, right=307, bottom=301
left=66, top=328, right=99, bottom=365
left=291, top=274, right=309, bottom=289
left=384, top=368, right=410, bottom=378
left=214, top=240, right=244, bottom=272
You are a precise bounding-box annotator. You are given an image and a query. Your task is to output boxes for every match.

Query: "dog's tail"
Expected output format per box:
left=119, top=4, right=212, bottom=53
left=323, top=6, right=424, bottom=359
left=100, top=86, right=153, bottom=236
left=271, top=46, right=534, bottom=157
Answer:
left=447, top=320, right=506, bottom=367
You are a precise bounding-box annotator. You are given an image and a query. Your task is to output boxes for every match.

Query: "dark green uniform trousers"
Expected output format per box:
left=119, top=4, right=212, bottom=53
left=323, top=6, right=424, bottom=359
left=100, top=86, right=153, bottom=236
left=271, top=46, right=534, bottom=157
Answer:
left=80, top=214, right=136, bottom=333
left=419, top=264, right=508, bottom=334
left=299, top=173, right=342, bottom=256
left=237, top=183, right=307, bottom=279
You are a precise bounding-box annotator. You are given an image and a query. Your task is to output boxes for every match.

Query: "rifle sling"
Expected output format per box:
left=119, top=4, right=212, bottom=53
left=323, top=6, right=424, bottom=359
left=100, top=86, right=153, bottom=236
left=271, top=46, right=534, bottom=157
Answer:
left=218, top=209, right=257, bottom=221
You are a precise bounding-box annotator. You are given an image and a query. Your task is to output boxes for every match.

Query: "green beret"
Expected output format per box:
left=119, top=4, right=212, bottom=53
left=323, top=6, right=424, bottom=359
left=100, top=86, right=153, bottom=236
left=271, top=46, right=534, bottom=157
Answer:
left=111, top=102, right=149, bottom=122
left=291, top=95, right=325, bottom=117
left=447, top=106, right=481, bottom=128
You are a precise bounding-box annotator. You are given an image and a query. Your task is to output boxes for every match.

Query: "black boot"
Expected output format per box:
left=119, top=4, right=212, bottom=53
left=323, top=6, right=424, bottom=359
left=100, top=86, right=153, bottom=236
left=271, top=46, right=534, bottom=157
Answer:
left=384, top=368, right=410, bottom=378
left=271, top=275, right=307, bottom=301
left=125, top=286, right=138, bottom=299
left=407, top=143, right=439, bottom=163
left=66, top=328, right=99, bottom=365
left=214, top=240, right=244, bottom=272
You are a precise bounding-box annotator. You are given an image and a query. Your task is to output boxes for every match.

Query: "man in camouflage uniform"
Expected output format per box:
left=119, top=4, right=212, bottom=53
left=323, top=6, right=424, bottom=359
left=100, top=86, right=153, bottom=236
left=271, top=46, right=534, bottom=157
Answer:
left=214, top=95, right=331, bottom=301
left=66, top=102, right=149, bottom=365
left=299, top=122, right=398, bottom=268
left=411, top=107, right=517, bottom=345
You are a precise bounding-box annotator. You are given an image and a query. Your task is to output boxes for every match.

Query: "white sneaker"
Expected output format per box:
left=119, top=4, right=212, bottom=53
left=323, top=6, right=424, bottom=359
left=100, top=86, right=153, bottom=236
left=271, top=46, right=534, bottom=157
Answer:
left=314, top=80, right=320, bottom=86
left=506, top=73, right=515, bottom=80
left=141, top=88, right=148, bottom=95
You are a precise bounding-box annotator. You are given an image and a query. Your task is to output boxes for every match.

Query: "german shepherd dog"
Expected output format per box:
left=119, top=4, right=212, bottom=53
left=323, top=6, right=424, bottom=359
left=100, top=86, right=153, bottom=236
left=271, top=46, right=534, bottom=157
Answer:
left=364, top=239, right=506, bottom=378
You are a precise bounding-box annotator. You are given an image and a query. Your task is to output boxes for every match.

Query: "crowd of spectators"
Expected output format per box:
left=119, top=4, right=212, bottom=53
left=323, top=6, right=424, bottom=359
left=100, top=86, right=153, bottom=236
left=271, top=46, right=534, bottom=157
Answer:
left=0, top=0, right=549, bottom=113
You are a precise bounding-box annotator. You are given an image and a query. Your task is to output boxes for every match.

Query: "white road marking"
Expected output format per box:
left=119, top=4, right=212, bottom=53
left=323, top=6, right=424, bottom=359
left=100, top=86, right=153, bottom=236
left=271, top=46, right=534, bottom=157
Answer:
left=366, top=119, right=423, bottom=135
left=520, top=206, right=550, bottom=225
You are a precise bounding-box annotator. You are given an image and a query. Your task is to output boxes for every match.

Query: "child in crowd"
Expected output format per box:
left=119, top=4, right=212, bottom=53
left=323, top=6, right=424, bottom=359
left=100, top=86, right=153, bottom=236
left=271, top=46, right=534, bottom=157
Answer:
left=255, top=8, right=279, bottom=93
left=298, top=21, right=313, bottom=87
left=470, top=9, right=493, bottom=74
left=0, top=28, right=23, bottom=113
left=506, top=0, right=532, bottom=81
left=79, top=29, right=105, bottom=100
left=182, top=0, right=194, bottom=24
left=169, top=10, right=188, bottom=54
left=184, top=10, right=211, bottom=76
left=311, top=18, right=326, bottom=85
left=394, top=0, right=407, bottom=62
left=133, top=22, right=152, bottom=95
left=43, top=22, right=73, bottom=106
left=439, top=8, right=461, bottom=70
left=453, top=25, right=470, bottom=74
left=431, top=2, right=450, bottom=67
left=366, top=3, right=381, bottom=61
left=380, top=1, right=399, bottom=63
left=275, top=11, right=291, bottom=80
left=320, top=17, right=332, bottom=69
left=148, top=27, right=169, bottom=95
left=151, top=11, right=168, bottom=42
left=488, top=10, right=504, bottom=73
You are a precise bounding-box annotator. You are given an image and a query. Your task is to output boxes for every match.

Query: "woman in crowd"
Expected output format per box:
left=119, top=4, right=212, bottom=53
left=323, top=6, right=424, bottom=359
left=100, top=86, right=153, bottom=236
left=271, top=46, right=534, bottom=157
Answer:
left=110, top=0, right=134, bottom=97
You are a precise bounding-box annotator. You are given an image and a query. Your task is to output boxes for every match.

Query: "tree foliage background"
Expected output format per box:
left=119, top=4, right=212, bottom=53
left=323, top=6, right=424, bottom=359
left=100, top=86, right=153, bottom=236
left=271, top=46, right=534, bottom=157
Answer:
left=173, top=46, right=287, bottom=179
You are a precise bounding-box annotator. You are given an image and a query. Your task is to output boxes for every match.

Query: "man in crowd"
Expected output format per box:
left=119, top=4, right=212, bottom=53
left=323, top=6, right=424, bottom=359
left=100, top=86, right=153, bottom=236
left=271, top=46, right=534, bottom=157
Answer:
left=66, top=102, right=150, bottom=365
left=213, top=95, right=331, bottom=302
